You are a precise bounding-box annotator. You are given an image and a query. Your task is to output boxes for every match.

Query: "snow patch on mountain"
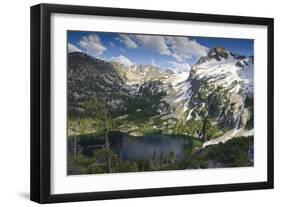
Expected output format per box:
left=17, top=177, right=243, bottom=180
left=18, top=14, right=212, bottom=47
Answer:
left=192, top=48, right=253, bottom=95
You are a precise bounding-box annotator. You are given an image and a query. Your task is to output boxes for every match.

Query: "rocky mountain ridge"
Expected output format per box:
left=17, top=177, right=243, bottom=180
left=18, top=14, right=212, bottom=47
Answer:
left=68, top=47, right=254, bottom=140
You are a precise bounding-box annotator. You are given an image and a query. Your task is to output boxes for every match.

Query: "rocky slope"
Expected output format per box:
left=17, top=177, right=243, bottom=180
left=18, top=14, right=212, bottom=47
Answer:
left=68, top=47, right=254, bottom=141
left=68, top=52, right=173, bottom=120
left=68, top=52, right=129, bottom=117
left=183, top=47, right=254, bottom=129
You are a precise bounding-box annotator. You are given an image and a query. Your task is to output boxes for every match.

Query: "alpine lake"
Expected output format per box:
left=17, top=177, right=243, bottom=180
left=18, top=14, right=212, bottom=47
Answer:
left=69, top=132, right=202, bottom=161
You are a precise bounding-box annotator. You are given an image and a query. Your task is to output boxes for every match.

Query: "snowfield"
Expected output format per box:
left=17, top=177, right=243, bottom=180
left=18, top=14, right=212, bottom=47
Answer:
left=193, top=54, right=253, bottom=94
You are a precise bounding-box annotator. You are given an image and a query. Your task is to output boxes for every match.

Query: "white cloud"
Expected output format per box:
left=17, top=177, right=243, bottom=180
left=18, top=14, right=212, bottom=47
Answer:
left=117, top=34, right=138, bottom=49
left=165, top=36, right=209, bottom=62
left=79, top=33, right=107, bottom=56
left=110, top=41, right=115, bottom=47
left=134, top=35, right=171, bottom=56
left=167, top=61, right=191, bottom=72
left=151, top=59, right=159, bottom=67
left=117, top=34, right=208, bottom=62
left=120, top=48, right=126, bottom=52
left=68, top=43, right=81, bottom=53
left=111, top=55, right=133, bottom=67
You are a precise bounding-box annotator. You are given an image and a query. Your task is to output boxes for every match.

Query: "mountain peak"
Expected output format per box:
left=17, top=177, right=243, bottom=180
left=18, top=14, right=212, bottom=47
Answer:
left=207, top=47, right=230, bottom=60
left=196, top=47, right=233, bottom=65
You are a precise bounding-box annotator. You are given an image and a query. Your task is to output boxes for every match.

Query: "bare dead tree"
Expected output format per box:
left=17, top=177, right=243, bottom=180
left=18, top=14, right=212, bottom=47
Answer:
left=101, top=92, right=113, bottom=173
left=104, top=108, right=112, bottom=173
left=73, top=135, right=77, bottom=158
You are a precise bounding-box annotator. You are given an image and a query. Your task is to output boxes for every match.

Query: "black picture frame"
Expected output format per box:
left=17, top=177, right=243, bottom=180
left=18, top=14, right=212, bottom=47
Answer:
left=30, top=3, right=274, bottom=204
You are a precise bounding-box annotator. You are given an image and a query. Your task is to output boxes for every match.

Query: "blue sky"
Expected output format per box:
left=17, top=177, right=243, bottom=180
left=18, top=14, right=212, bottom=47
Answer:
left=68, top=31, right=253, bottom=71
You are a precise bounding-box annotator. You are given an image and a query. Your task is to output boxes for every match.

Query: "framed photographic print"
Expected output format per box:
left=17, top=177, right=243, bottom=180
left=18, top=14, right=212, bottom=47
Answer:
left=30, top=3, right=274, bottom=203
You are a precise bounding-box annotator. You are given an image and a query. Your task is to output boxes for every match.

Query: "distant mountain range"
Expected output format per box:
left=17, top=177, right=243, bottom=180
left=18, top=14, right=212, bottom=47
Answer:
left=68, top=47, right=254, bottom=141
